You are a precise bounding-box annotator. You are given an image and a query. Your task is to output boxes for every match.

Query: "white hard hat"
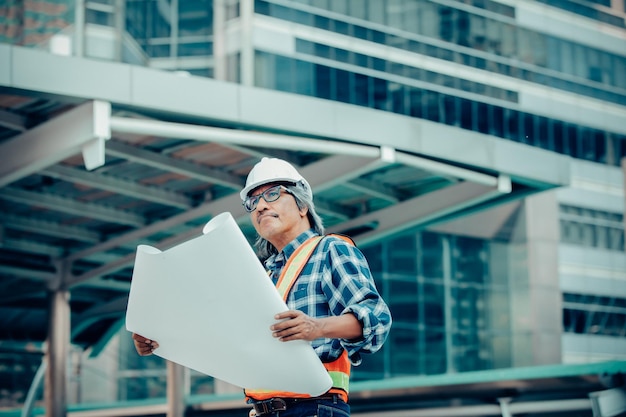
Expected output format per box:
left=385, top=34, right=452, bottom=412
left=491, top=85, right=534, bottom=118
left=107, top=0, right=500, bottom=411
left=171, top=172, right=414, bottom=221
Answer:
left=240, top=157, right=312, bottom=200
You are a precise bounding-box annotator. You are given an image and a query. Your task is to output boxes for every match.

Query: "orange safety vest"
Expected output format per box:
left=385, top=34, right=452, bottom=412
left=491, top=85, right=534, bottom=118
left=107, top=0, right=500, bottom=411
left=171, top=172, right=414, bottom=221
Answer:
left=245, top=235, right=354, bottom=403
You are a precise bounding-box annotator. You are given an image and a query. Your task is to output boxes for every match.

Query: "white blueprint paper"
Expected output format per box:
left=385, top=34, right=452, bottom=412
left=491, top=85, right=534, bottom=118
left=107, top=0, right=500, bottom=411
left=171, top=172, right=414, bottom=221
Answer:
left=125, top=212, right=332, bottom=396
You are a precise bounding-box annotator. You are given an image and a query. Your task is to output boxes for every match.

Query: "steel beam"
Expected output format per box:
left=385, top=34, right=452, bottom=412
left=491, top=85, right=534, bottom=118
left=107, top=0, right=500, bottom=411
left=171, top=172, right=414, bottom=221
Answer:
left=0, top=101, right=111, bottom=187
left=0, top=213, right=101, bottom=243
left=0, top=108, right=27, bottom=132
left=0, top=265, right=56, bottom=281
left=331, top=178, right=511, bottom=246
left=64, top=154, right=380, bottom=285
left=42, top=164, right=194, bottom=209
left=109, top=116, right=381, bottom=159
left=0, top=188, right=145, bottom=227
left=105, top=140, right=244, bottom=189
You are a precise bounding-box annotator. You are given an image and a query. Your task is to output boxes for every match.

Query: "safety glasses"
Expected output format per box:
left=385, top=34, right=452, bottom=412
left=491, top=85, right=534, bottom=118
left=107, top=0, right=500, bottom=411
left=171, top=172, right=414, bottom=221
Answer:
left=242, top=185, right=292, bottom=213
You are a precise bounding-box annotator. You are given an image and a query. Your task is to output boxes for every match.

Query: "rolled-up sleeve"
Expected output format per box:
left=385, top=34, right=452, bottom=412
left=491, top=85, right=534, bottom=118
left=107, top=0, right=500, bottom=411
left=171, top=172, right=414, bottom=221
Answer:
left=323, top=238, right=392, bottom=365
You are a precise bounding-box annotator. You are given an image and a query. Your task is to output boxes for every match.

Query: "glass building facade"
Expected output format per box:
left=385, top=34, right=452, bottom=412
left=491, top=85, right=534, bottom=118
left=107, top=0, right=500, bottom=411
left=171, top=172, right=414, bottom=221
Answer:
left=0, top=0, right=625, bottom=407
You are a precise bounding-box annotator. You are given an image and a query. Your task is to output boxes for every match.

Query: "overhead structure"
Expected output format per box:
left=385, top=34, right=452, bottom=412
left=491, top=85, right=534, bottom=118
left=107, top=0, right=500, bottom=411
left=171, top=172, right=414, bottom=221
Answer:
left=0, top=44, right=572, bottom=417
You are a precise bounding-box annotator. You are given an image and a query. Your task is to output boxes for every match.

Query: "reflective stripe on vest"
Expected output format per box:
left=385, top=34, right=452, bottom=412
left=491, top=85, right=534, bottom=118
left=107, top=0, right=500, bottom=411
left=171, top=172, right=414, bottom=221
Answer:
left=245, top=235, right=352, bottom=402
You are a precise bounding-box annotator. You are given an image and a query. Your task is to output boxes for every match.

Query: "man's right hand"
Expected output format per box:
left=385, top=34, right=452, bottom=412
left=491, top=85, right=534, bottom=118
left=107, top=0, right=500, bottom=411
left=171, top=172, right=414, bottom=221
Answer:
left=132, top=333, right=159, bottom=356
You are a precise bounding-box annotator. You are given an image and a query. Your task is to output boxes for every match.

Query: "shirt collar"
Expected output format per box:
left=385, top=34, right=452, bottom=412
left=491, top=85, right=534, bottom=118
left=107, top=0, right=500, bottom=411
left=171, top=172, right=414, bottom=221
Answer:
left=264, top=228, right=318, bottom=271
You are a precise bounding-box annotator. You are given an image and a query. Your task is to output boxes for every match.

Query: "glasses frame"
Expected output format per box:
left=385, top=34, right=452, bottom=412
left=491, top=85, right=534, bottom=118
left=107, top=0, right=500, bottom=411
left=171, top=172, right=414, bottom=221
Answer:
left=242, top=184, right=292, bottom=213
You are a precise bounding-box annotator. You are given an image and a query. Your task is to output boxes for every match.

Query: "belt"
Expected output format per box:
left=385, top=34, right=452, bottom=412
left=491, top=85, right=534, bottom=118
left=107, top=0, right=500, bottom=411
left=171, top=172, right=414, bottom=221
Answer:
left=251, top=394, right=341, bottom=416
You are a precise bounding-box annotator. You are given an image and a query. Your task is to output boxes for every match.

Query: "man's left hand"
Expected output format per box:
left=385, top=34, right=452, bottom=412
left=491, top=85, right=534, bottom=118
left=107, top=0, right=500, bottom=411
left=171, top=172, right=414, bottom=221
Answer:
left=271, top=310, right=321, bottom=341
left=271, top=310, right=363, bottom=342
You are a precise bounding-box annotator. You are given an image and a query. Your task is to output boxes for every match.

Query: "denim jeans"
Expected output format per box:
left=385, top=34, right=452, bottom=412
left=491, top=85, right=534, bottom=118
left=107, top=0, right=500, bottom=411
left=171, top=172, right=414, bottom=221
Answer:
left=251, top=398, right=350, bottom=417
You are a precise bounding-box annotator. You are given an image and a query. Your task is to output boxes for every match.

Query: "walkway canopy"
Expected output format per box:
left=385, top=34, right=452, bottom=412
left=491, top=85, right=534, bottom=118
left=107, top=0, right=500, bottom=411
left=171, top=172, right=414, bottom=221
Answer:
left=0, top=45, right=571, bottom=403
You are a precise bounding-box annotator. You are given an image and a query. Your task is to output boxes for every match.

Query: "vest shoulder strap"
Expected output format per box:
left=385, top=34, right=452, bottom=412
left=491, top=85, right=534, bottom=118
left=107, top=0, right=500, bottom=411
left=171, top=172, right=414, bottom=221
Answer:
left=274, top=234, right=354, bottom=300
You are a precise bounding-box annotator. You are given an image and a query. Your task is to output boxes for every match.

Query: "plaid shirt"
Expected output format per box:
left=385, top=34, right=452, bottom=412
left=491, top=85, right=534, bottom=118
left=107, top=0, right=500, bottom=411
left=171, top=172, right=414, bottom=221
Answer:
left=264, top=229, right=392, bottom=365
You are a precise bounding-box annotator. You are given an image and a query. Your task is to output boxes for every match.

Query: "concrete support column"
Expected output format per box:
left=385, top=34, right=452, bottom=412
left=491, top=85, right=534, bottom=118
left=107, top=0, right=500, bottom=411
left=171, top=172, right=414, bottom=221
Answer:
left=170, top=0, right=179, bottom=59
left=213, top=0, right=227, bottom=81
left=114, top=0, right=126, bottom=62
left=166, top=361, right=185, bottom=417
left=45, top=290, right=70, bottom=417
left=622, top=158, right=626, bottom=250
left=442, top=237, right=455, bottom=373
left=239, top=0, right=255, bottom=86
left=509, top=191, right=562, bottom=366
left=74, top=0, right=85, bottom=57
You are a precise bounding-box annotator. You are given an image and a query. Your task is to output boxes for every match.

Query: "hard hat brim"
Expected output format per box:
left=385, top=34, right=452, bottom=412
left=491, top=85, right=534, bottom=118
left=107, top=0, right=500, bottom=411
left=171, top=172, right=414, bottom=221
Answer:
left=240, top=178, right=298, bottom=200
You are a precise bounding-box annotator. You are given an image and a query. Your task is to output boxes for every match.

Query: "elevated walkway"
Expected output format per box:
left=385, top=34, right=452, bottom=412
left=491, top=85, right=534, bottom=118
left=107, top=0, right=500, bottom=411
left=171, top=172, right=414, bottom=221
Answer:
left=2, top=361, right=624, bottom=417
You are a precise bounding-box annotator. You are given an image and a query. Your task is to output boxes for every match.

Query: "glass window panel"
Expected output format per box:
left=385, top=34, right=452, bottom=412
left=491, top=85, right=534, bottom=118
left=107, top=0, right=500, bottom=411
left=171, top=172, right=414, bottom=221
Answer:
left=615, top=57, right=626, bottom=89
left=490, top=105, right=504, bottom=137
left=177, top=41, right=212, bottom=57
left=353, top=24, right=368, bottom=40
left=572, top=43, right=587, bottom=79
left=271, top=3, right=294, bottom=20
left=329, top=0, right=348, bottom=14
left=438, top=6, right=454, bottom=42
left=522, top=113, right=534, bottom=145
left=388, top=278, right=419, bottom=323
left=459, top=98, right=472, bottom=130
left=190, top=371, right=215, bottom=395
left=275, top=55, right=294, bottom=92
left=333, top=19, right=349, bottom=35
left=537, top=116, right=550, bottom=150
left=452, top=287, right=485, bottom=330
left=350, top=0, right=367, bottom=20
left=314, top=14, right=330, bottom=30
left=404, top=1, right=419, bottom=32
left=227, top=52, right=240, bottom=83
left=420, top=2, right=438, bottom=38
left=389, top=328, right=421, bottom=375
left=361, top=243, right=383, bottom=273
left=388, top=234, right=417, bottom=274
left=476, top=102, right=489, bottom=133
left=442, top=95, right=458, bottom=126
left=386, top=0, right=404, bottom=29
left=335, top=68, right=350, bottom=103
left=453, top=237, right=486, bottom=283
left=295, top=59, right=313, bottom=95
left=254, top=51, right=272, bottom=88
left=421, top=232, right=443, bottom=279
left=292, top=8, right=312, bottom=25
left=353, top=73, right=370, bottom=106
left=86, top=9, right=114, bottom=26
left=310, top=0, right=329, bottom=9
left=367, top=0, right=385, bottom=24
left=408, top=89, right=423, bottom=118
left=147, top=44, right=170, bottom=58
left=424, top=329, right=446, bottom=374
left=314, top=64, right=332, bottom=99
left=530, top=31, right=547, bottom=67
left=390, top=83, right=405, bottom=114
left=178, top=0, right=212, bottom=37
left=354, top=343, right=386, bottom=379
left=423, top=283, right=445, bottom=326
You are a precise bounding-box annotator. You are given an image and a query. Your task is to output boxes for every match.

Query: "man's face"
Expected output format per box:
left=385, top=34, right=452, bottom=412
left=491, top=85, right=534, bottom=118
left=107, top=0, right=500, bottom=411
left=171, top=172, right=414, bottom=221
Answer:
left=248, top=183, right=308, bottom=244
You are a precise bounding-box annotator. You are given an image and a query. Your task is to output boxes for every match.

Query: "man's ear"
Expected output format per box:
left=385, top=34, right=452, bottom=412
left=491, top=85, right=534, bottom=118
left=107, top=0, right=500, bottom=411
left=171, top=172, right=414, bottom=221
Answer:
left=299, top=205, right=309, bottom=218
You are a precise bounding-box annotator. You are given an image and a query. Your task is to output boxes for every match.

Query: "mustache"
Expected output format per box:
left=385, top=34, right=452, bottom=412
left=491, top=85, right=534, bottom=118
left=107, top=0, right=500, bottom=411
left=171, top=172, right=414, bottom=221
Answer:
left=257, top=212, right=278, bottom=224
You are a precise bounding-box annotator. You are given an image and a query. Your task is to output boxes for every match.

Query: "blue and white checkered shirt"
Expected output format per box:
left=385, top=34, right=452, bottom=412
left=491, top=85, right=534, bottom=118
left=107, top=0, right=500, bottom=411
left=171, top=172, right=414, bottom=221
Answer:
left=264, top=229, right=392, bottom=366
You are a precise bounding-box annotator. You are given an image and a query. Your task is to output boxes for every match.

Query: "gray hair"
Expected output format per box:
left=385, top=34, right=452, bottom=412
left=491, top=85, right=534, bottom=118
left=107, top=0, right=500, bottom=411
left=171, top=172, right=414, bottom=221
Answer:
left=254, top=183, right=325, bottom=260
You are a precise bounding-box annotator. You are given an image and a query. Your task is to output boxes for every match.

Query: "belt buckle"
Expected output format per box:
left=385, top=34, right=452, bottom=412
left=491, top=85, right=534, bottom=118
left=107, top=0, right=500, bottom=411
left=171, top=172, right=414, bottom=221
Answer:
left=254, top=398, right=287, bottom=416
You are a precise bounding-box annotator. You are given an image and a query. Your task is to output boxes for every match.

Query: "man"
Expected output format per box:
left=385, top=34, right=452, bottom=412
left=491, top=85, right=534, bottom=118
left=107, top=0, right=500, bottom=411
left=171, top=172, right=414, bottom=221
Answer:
left=133, top=157, right=391, bottom=416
